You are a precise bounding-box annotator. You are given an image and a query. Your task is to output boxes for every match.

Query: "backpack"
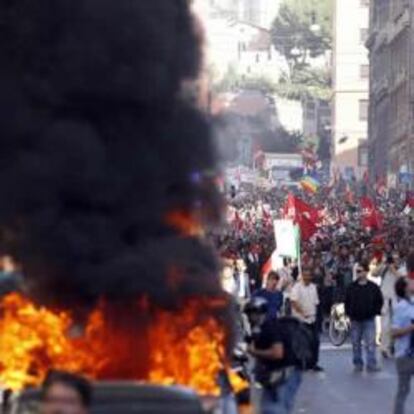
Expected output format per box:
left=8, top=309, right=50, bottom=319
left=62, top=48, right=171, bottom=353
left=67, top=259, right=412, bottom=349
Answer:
left=277, top=317, right=316, bottom=370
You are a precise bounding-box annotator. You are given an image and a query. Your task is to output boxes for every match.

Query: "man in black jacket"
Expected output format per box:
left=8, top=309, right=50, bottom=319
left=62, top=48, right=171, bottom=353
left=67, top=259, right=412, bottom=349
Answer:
left=345, top=261, right=384, bottom=372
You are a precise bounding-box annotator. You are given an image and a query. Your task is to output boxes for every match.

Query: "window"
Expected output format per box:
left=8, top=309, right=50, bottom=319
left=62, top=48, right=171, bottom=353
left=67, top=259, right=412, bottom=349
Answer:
left=360, top=0, right=369, bottom=6
left=358, top=139, right=369, bottom=167
left=360, top=28, right=369, bottom=44
left=359, top=99, right=369, bottom=121
left=360, top=64, right=369, bottom=79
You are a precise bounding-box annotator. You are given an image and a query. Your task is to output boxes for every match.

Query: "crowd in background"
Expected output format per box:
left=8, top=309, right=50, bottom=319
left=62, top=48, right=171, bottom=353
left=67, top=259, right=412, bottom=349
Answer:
left=215, top=182, right=414, bottom=357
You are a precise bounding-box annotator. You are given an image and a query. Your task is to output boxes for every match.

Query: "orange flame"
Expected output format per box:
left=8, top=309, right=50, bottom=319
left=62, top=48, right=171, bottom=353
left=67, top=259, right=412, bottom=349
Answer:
left=165, top=210, right=204, bottom=237
left=0, top=293, right=246, bottom=395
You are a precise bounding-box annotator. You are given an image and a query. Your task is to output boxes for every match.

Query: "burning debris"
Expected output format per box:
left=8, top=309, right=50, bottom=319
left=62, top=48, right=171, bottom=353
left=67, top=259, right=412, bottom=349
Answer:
left=0, top=293, right=233, bottom=395
left=0, top=0, right=234, bottom=393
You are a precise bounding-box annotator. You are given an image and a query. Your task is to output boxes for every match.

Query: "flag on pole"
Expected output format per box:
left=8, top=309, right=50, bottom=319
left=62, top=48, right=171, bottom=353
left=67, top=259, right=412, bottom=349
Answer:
left=274, top=220, right=300, bottom=260
left=283, top=194, right=318, bottom=241
left=360, top=197, right=383, bottom=229
left=300, top=176, right=320, bottom=194
left=261, top=250, right=284, bottom=277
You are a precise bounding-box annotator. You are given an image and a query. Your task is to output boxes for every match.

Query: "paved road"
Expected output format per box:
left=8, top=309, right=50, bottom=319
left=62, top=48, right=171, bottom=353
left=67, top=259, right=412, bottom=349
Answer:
left=294, top=344, right=414, bottom=414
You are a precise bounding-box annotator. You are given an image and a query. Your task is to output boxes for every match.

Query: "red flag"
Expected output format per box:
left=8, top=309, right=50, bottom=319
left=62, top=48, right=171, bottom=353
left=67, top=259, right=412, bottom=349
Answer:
left=361, top=197, right=383, bottom=229
left=261, top=257, right=272, bottom=277
left=285, top=194, right=320, bottom=223
left=284, top=194, right=317, bottom=241
left=406, top=191, right=414, bottom=208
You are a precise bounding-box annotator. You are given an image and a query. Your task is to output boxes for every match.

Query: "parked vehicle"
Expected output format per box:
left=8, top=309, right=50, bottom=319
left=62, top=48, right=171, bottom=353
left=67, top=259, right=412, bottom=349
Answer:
left=3, top=383, right=215, bottom=414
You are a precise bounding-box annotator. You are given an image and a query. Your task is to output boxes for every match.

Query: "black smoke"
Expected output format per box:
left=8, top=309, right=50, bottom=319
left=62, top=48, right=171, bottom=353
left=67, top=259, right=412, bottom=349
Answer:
left=0, top=0, right=226, bottom=312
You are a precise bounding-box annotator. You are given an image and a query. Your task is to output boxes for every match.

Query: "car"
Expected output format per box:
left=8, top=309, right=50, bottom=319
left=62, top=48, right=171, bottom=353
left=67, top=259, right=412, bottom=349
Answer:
left=3, top=382, right=214, bottom=414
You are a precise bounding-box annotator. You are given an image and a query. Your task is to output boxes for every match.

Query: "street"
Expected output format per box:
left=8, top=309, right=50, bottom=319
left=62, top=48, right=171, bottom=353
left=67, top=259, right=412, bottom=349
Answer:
left=294, top=343, right=414, bottom=414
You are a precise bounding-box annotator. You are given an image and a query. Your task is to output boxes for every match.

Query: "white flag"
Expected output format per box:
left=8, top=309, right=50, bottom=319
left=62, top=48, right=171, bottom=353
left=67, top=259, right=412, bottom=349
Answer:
left=274, top=220, right=300, bottom=259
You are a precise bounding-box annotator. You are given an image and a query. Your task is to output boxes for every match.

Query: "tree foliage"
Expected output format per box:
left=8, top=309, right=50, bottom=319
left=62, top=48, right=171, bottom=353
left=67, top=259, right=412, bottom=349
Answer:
left=271, top=0, right=332, bottom=70
left=275, top=67, right=332, bottom=100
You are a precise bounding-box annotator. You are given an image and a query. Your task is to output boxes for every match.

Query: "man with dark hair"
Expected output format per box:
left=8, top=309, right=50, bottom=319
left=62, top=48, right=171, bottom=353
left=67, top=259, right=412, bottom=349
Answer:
left=290, top=267, right=323, bottom=372
left=254, top=271, right=283, bottom=320
left=345, top=261, right=383, bottom=372
left=41, top=371, right=92, bottom=414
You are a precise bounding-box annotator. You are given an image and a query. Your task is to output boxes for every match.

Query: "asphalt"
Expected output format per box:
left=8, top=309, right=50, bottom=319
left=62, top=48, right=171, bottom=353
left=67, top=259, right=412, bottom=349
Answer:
left=293, top=343, right=414, bottom=414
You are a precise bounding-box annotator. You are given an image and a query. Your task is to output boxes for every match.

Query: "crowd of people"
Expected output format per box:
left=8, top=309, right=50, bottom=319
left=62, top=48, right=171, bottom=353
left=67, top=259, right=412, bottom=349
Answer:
left=216, top=182, right=414, bottom=413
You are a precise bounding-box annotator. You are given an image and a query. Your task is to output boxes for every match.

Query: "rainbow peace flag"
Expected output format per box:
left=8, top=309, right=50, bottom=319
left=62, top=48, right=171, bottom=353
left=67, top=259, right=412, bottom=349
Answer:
left=300, top=176, right=320, bottom=194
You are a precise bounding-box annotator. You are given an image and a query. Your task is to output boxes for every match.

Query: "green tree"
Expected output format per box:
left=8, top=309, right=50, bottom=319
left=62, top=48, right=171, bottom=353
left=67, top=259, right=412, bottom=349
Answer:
left=274, top=67, right=331, bottom=100
left=271, top=0, right=332, bottom=71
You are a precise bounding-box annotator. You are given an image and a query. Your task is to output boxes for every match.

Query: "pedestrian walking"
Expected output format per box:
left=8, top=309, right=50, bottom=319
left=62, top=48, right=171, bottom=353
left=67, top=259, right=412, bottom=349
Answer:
left=290, top=267, right=324, bottom=372
left=392, top=277, right=414, bottom=414
left=379, top=254, right=405, bottom=357
left=345, top=261, right=383, bottom=372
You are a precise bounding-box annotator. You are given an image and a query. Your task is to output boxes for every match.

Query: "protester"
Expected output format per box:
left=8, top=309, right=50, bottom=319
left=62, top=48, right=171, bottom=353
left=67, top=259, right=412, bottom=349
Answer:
left=378, top=254, right=405, bottom=357
left=254, top=271, right=284, bottom=320
left=290, top=267, right=323, bottom=372
left=221, top=263, right=237, bottom=296
left=245, top=297, right=302, bottom=414
left=345, top=261, right=383, bottom=372
left=392, top=277, right=414, bottom=414
left=41, top=370, right=92, bottom=414
left=368, top=256, right=383, bottom=346
left=234, top=258, right=251, bottom=303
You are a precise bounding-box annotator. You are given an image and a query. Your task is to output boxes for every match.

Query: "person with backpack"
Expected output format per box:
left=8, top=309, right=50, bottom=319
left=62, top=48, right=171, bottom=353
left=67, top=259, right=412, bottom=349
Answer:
left=245, top=297, right=305, bottom=414
left=392, top=277, right=414, bottom=414
left=345, top=260, right=383, bottom=372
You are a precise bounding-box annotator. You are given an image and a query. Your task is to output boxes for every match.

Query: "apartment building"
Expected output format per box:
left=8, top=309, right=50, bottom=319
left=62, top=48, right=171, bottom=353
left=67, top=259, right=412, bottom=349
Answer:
left=332, top=0, right=370, bottom=179
left=367, top=0, right=414, bottom=187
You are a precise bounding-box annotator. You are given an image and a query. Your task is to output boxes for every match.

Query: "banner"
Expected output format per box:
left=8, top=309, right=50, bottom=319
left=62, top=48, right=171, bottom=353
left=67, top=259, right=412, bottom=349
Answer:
left=274, top=220, right=300, bottom=260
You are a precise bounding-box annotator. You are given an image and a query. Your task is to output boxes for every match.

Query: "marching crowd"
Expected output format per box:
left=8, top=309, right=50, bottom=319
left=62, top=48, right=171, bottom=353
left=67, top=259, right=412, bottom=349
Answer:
left=216, top=183, right=414, bottom=414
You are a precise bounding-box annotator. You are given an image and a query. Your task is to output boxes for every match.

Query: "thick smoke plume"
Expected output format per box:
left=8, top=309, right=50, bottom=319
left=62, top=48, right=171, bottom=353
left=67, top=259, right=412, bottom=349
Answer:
left=0, top=0, right=225, bottom=312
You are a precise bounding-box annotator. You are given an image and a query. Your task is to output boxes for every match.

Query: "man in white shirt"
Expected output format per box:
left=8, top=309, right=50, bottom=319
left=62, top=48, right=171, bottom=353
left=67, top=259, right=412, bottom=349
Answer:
left=291, top=266, right=323, bottom=372
left=235, top=258, right=251, bottom=302
left=375, top=254, right=407, bottom=357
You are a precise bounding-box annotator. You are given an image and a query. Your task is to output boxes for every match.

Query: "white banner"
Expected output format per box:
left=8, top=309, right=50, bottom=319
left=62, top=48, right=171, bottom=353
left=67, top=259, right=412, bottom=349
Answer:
left=274, top=219, right=299, bottom=259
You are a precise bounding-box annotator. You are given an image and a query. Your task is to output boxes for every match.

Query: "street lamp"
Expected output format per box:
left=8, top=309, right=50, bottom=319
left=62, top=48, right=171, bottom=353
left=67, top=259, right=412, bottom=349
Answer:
left=310, top=11, right=321, bottom=34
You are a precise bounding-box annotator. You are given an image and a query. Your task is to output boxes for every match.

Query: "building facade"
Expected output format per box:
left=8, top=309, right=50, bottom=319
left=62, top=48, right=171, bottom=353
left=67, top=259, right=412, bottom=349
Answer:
left=193, top=1, right=285, bottom=84
left=240, top=0, right=281, bottom=29
left=332, top=0, right=370, bottom=180
left=206, top=0, right=280, bottom=29
left=367, top=0, right=413, bottom=188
